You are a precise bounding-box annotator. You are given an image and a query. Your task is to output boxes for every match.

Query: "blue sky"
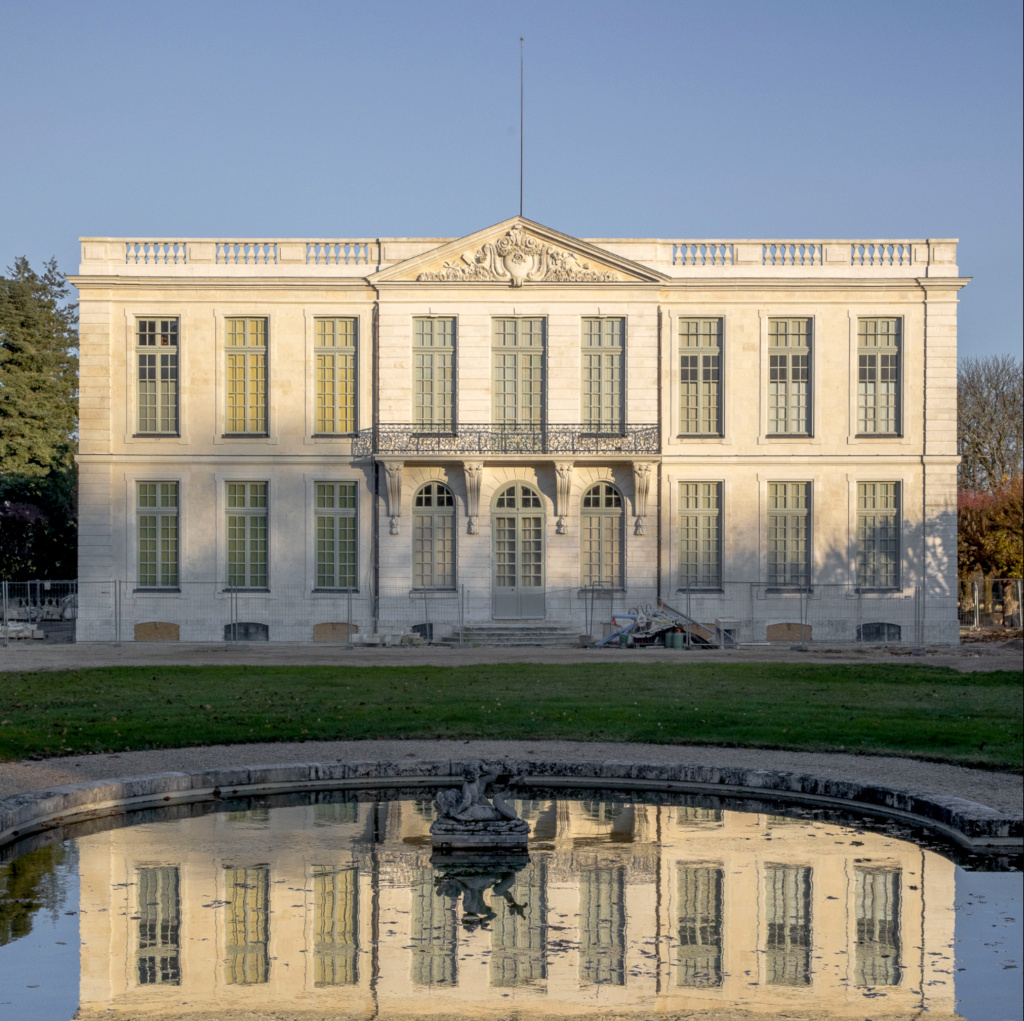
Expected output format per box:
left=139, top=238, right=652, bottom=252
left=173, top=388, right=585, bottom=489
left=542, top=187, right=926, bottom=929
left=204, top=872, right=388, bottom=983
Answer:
left=1, top=0, right=1020, bottom=358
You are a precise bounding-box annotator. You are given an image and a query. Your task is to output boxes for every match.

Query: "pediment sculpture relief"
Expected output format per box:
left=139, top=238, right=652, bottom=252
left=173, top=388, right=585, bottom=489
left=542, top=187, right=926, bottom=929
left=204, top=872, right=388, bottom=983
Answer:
left=418, top=225, right=620, bottom=287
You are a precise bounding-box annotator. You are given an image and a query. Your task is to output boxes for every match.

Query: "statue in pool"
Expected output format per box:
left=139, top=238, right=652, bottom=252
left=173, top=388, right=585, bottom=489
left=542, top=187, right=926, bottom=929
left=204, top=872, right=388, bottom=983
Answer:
left=430, top=760, right=530, bottom=848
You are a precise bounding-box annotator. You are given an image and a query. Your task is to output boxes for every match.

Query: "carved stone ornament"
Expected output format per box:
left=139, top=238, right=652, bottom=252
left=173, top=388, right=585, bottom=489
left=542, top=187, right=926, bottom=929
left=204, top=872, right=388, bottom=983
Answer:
left=463, top=462, right=483, bottom=534
left=418, top=225, right=620, bottom=288
left=633, top=461, right=652, bottom=535
left=382, top=460, right=403, bottom=534
left=555, top=462, right=573, bottom=534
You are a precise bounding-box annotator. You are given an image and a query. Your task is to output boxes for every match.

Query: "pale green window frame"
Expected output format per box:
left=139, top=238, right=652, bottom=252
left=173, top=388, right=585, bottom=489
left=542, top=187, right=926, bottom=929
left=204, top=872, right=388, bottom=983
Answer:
left=226, top=482, right=268, bottom=589
left=136, top=318, right=179, bottom=435
left=225, top=866, right=270, bottom=985
left=677, top=864, right=724, bottom=988
left=582, top=318, right=624, bottom=431
left=678, top=482, right=722, bottom=589
left=580, top=483, right=624, bottom=589
left=679, top=318, right=722, bottom=436
left=225, top=318, right=267, bottom=434
left=137, top=482, right=179, bottom=588
left=856, top=482, right=900, bottom=589
left=854, top=867, right=901, bottom=987
left=857, top=318, right=901, bottom=435
left=312, top=865, right=358, bottom=986
left=314, top=318, right=356, bottom=434
left=765, top=864, right=812, bottom=986
left=413, top=318, right=455, bottom=431
left=413, top=482, right=456, bottom=589
left=136, top=866, right=181, bottom=986
left=767, top=482, right=811, bottom=587
left=768, top=318, right=811, bottom=436
left=315, top=482, right=357, bottom=590
left=492, top=318, right=545, bottom=427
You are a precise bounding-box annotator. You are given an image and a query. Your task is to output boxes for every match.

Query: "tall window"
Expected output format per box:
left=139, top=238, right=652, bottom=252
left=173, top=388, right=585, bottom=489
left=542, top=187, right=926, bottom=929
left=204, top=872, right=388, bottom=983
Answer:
left=493, top=318, right=544, bottom=427
left=678, top=482, right=722, bottom=589
left=136, top=867, right=181, bottom=986
left=579, top=866, right=626, bottom=986
left=581, top=483, right=624, bottom=589
left=582, top=317, right=624, bottom=431
left=765, top=864, right=812, bottom=986
left=855, top=867, right=901, bottom=987
left=857, top=482, right=900, bottom=589
left=225, top=866, right=270, bottom=985
left=858, top=318, right=900, bottom=435
left=767, top=482, right=811, bottom=587
left=413, top=483, right=455, bottom=589
left=679, top=318, right=722, bottom=435
left=313, top=865, right=358, bottom=986
left=411, top=868, right=458, bottom=986
left=138, top=482, right=179, bottom=588
left=413, top=318, right=454, bottom=431
left=315, top=482, right=357, bottom=589
left=677, top=864, right=724, bottom=988
left=226, top=318, right=267, bottom=434
left=315, top=318, right=356, bottom=434
left=226, top=482, right=267, bottom=588
left=136, top=318, right=178, bottom=435
left=768, top=318, right=811, bottom=435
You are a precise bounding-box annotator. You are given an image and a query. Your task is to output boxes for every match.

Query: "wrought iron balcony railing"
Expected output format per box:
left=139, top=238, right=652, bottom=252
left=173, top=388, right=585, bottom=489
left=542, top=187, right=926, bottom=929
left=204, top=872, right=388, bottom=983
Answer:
left=352, top=423, right=659, bottom=457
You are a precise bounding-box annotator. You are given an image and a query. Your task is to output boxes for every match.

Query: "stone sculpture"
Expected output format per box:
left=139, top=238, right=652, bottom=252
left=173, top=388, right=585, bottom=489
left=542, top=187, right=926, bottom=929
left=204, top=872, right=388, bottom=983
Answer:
left=430, top=760, right=530, bottom=848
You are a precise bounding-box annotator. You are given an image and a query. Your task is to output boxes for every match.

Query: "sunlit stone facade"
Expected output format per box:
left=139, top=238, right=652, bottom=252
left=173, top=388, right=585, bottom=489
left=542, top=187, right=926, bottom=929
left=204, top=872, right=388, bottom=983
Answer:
left=75, top=799, right=960, bottom=1019
left=72, top=219, right=966, bottom=643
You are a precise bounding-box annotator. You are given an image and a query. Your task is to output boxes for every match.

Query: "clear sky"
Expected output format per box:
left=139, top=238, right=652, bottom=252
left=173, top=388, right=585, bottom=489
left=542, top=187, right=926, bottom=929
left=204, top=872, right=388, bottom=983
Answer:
left=1, top=0, right=1020, bottom=358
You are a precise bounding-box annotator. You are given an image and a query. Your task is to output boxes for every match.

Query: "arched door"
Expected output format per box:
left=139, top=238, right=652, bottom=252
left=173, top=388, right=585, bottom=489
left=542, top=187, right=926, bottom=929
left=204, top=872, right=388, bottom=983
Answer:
left=492, top=483, right=546, bottom=619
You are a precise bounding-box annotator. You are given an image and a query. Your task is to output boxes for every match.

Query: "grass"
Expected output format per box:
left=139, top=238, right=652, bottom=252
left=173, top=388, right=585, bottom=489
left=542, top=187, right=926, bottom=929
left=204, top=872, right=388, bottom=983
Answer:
left=0, top=663, right=1020, bottom=770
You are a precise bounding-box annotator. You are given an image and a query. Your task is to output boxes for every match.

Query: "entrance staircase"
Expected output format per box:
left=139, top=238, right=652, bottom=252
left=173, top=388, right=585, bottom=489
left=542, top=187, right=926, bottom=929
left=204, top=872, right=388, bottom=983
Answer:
left=457, top=623, right=582, bottom=647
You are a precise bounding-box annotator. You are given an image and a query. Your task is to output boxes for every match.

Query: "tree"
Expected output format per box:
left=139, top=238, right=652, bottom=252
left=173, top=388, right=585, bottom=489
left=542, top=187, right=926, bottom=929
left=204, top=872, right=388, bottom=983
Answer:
left=958, top=477, right=1024, bottom=579
left=957, top=354, right=1024, bottom=492
left=0, top=257, right=78, bottom=475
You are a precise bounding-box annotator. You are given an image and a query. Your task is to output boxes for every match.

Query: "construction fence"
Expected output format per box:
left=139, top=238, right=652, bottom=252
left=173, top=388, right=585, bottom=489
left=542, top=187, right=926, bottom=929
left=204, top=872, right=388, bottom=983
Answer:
left=957, top=578, right=1022, bottom=630
left=0, top=578, right=976, bottom=647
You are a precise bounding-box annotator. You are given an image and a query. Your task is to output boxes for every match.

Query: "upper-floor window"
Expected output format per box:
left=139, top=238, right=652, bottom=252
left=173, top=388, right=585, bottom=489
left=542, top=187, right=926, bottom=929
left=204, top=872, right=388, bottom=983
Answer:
left=858, top=318, right=901, bottom=435
left=581, top=483, right=624, bottom=589
left=582, top=318, right=624, bottom=432
left=136, top=318, right=178, bottom=435
left=413, top=318, right=454, bottom=432
left=137, top=482, right=178, bottom=588
left=225, top=318, right=267, bottom=434
left=492, top=318, right=544, bottom=428
left=768, top=318, right=811, bottom=436
left=413, top=482, right=456, bottom=589
left=767, top=482, right=811, bottom=588
left=679, top=318, right=722, bottom=436
left=226, top=481, right=267, bottom=588
left=315, top=318, right=356, bottom=435
left=315, top=482, right=357, bottom=590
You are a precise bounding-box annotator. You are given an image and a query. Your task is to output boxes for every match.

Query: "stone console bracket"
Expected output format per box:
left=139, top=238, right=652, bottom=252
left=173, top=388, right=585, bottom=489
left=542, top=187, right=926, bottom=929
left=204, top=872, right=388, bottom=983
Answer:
left=1, top=759, right=1019, bottom=858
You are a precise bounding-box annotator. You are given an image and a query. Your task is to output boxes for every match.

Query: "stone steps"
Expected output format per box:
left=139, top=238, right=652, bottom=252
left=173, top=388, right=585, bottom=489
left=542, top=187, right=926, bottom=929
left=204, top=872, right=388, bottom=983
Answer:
left=458, top=624, right=582, bottom=647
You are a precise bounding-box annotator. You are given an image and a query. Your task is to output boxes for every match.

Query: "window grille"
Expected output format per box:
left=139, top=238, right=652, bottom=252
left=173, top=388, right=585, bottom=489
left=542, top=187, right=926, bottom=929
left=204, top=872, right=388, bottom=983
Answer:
left=857, top=482, right=900, bottom=589
left=313, top=865, right=358, bottom=986
left=138, top=482, right=179, bottom=588
left=858, top=318, right=900, bottom=435
left=136, top=867, right=181, bottom=985
left=767, top=482, right=810, bottom=587
left=136, top=318, right=178, bottom=434
left=679, top=482, right=722, bottom=589
left=225, top=866, right=270, bottom=984
left=225, top=318, right=267, bottom=434
left=492, top=318, right=544, bottom=427
left=314, top=318, right=356, bottom=434
left=413, top=482, right=456, bottom=588
left=581, top=483, right=624, bottom=589
left=413, top=318, right=455, bottom=431
left=768, top=318, right=811, bottom=435
left=582, top=317, right=624, bottom=431
left=679, top=318, right=722, bottom=435
left=315, top=482, right=357, bottom=589
left=226, top=482, right=268, bottom=588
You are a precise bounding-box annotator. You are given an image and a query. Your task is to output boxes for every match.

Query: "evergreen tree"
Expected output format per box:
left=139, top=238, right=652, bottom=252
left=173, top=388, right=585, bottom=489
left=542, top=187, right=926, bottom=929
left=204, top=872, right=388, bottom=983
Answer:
left=0, top=257, right=78, bottom=475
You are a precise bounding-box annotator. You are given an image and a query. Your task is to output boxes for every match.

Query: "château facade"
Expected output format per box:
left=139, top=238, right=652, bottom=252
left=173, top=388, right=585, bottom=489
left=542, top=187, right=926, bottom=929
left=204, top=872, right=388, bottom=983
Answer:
left=71, top=217, right=967, bottom=643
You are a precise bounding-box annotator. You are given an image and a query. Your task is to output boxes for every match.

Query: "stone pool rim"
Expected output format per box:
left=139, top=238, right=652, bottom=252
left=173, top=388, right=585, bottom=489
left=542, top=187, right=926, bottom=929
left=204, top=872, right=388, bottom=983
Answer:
left=1, top=757, right=1020, bottom=854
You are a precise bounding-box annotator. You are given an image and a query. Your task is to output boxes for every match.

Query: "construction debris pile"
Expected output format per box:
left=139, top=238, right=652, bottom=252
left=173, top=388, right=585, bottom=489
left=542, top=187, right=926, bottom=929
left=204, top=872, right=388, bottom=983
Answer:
left=595, top=600, right=720, bottom=648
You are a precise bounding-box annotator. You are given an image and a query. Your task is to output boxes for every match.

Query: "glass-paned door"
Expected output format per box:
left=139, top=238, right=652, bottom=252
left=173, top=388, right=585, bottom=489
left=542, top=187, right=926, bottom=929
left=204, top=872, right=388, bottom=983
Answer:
left=492, top=483, right=545, bottom=619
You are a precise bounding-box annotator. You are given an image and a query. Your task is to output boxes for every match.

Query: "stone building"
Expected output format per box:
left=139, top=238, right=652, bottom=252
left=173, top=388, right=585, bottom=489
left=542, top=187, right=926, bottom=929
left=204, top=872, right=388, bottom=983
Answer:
left=71, top=217, right=967, bottom=643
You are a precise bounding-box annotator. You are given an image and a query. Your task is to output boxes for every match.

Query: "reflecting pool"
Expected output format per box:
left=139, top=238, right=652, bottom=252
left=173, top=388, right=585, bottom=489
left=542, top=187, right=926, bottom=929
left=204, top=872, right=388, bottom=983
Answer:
left=0, top=790, right=1020, bottom=1020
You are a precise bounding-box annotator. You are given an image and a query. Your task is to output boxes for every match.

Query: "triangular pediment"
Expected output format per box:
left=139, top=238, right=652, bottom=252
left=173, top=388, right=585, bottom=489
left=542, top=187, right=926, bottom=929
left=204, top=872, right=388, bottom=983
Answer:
left=370, top=217, right=667, bottom=286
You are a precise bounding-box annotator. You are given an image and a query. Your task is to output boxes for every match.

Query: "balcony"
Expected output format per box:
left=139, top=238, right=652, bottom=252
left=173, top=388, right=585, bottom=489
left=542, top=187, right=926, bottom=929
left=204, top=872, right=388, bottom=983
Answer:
left=353, top=423, right=660, bottom=457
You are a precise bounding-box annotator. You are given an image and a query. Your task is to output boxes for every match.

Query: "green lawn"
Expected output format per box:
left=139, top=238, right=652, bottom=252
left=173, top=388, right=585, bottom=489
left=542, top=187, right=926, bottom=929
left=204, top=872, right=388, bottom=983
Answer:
left=0, top=663, right=1020, bottom=770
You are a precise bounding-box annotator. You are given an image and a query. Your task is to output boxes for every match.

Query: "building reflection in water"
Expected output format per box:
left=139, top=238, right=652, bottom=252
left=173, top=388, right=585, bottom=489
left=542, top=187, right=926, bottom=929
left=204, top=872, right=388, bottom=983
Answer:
left=75, top=795, right=962, bottom=1020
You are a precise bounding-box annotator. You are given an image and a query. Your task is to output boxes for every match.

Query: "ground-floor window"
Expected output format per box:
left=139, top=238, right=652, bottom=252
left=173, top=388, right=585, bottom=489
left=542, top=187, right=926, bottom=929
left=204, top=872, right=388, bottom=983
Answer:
left=413, top=482, right=455, bottom=588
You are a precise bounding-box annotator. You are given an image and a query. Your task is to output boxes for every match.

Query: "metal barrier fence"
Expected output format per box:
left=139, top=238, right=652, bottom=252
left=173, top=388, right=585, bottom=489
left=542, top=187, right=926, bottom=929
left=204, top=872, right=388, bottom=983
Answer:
left=1, top=580, right=78, bottom=645
left=34, top=578, right=967, bottom=645
left=958, top=578, right=1023, bottom=630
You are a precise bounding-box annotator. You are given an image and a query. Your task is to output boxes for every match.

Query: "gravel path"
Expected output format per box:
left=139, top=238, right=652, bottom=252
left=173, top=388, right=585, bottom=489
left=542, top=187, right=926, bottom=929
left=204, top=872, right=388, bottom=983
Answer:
left=1, top=738, right=1020, bottom=814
